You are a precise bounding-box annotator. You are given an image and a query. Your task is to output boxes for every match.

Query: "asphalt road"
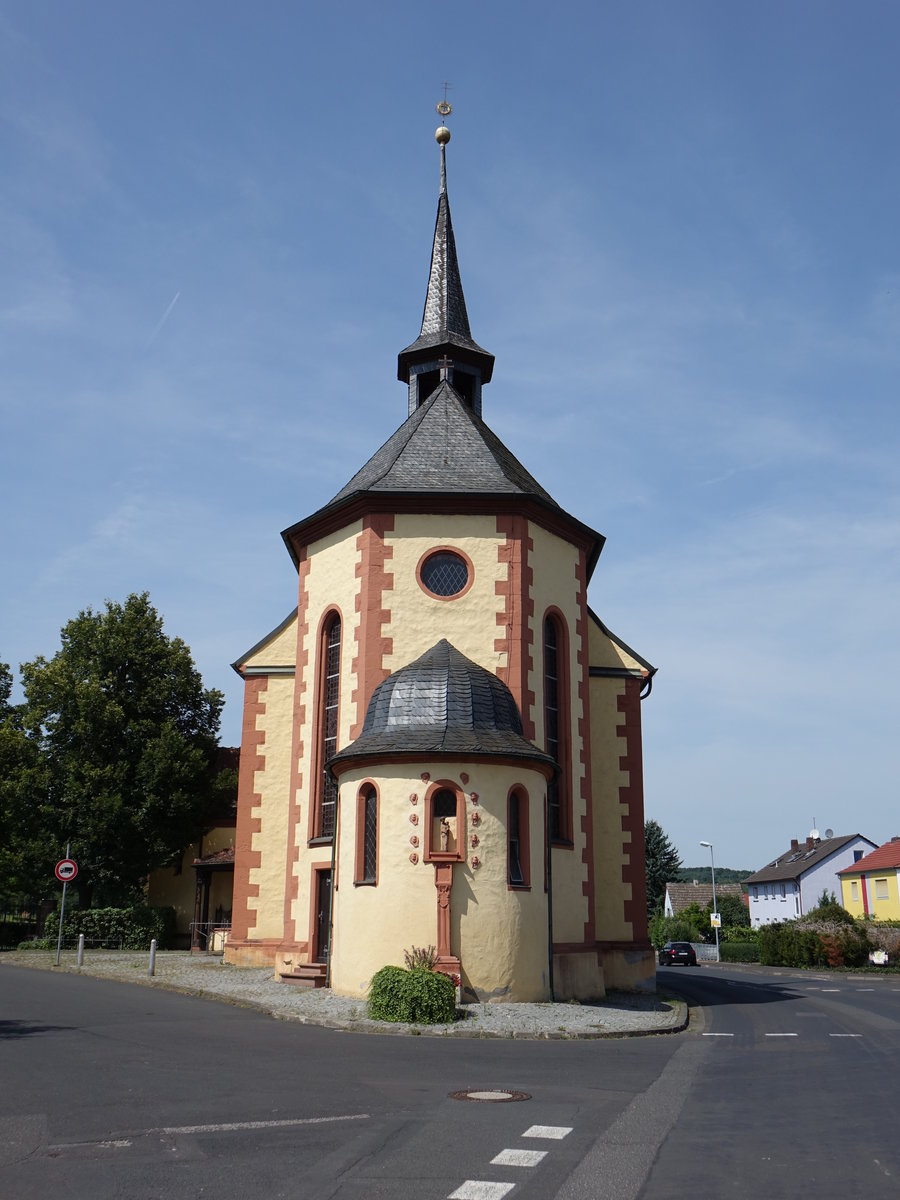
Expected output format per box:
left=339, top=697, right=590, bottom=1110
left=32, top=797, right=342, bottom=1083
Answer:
left=2, top=961, right=899, bottom=1199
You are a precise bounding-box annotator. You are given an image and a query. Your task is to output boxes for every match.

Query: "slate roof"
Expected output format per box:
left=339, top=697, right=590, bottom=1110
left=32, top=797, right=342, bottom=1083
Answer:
left=397, top=143, right=494, bottom=382
left=744, top=835, right=869, bottom=884
left=327, top=379, right=558, bottom=506
left=329, top=639, right=556, bottom=770
left=839, top=839, right=900, bottom=875
left=665, top=882, right=745, bottom=913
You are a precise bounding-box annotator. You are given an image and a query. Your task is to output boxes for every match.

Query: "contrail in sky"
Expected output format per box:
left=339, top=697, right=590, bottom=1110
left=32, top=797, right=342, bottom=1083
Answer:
left=147, top=290, right=181, bottom=346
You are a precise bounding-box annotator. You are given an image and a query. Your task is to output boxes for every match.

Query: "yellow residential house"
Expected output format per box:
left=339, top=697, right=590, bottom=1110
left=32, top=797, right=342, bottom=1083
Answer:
left=839, top=838, right=900, bottom=920
left=224, top=116, right=658, bottom=1002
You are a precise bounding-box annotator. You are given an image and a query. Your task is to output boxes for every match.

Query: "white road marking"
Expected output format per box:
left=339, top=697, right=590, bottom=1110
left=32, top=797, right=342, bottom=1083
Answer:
left=703, top=1033, right=734, bottom=1037
left=523, top=1124, right=572, bottom=1139
left=855, top=988, right=874, bottom=992
left=492, top=1148, right=547, bottom=1167
left=151, top=1113, right=370, bottom=1135
left=765, top=1033, right=798, bottom=1038
left=449, top=1183, right=515, bottom=1200
left=821, top=988, right=841, bottom=992
left=830, top=1033, right=862, bottom=1038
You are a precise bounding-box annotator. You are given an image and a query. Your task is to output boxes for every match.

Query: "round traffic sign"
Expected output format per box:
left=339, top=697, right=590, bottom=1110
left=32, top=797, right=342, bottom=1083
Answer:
left=55, top=858, right=78, bottom=882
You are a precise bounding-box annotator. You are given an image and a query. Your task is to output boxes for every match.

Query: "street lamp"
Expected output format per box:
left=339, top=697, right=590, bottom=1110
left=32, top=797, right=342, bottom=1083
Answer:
left=700, top=841, right=720, bottom=963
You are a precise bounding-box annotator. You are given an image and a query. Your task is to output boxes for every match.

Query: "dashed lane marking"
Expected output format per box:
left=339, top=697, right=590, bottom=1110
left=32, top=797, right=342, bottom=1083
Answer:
left=703, top=1033, right=734, bottom=1037
left=491, top=1148, right=547, bottom=1167
left=765, top=1033, right=798, bottom=1038
left=449, top=1183, right=515, bottom=1200
left=830, top=1033, right=862, bottom=1038
left=523, top=1124, right=572, bottom=1140
left=821, top=988, right=841, bottom=993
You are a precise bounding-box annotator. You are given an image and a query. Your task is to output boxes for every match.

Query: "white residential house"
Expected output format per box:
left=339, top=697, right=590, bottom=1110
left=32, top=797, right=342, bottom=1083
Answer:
left=744, top=833, right=877, bottom=928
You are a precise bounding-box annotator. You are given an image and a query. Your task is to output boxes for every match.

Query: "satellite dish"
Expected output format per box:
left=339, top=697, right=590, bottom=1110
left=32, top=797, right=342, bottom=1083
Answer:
left=825, top=828, right=834, bottom=839
left=810, top=828, right=821, bottom=841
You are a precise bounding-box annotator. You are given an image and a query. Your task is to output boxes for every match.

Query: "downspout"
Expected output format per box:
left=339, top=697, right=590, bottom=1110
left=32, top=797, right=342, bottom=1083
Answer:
left=546, top=783, right=554, bottom=1001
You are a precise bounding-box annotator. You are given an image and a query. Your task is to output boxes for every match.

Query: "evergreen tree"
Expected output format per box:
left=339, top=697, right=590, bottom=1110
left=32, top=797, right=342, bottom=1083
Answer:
left=644, top=819, right=682, bottom=920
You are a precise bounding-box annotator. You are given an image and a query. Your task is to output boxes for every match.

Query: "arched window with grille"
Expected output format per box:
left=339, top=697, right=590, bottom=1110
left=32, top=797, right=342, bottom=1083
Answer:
left=508, top=788, right=530, bottom=888
left=543, top=613, right=571, bottom=843
left=355, top=784, right=378, bottom=885
left=314, top=612, right=341, bottom=840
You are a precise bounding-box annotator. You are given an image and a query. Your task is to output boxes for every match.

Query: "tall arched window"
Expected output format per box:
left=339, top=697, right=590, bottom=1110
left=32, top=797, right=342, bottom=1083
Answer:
left=508, top=788, right=530, bottom=888
left=543, top=614, right=570, bottom=843
left=355, top=784, right=378, bottom=885
left=315, top=613, right=341, bottom=840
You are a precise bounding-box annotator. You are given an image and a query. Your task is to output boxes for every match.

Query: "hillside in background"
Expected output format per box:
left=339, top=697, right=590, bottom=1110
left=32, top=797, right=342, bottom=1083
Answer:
left=675, top=867, right=751, bottom=887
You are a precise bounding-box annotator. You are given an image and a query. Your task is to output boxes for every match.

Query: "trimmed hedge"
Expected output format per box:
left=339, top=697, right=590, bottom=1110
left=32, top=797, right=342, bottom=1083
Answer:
left=22, top=906, right=176, bottom=951
left=367, top=965, right=457, bottom=1024
left=720, top=942, right=759, bottom=963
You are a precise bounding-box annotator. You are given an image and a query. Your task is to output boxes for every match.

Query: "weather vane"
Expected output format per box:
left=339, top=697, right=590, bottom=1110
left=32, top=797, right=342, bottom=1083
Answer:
left=436, top=83, right=452, bottom=146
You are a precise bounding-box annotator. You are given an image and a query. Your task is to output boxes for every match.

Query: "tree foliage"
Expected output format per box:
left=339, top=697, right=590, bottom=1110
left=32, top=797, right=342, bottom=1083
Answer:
left=15, top=593, right=223, bottom=906
left=644, top=819, right=682, bottom=919
left=0, top=661, right=52, bottom=899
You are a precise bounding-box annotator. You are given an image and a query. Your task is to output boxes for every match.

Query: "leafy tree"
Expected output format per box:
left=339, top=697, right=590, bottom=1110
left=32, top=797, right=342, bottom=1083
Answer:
left=644, top=819, right=682, bottom=920
left=20, top=594, right=224, bottom=906
left=711, top=893, right=750, bottom=928
left=0, top=661, right=52, bottom=901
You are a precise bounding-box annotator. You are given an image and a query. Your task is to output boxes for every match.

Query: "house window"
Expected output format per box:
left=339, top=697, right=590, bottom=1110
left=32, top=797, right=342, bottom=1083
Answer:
left=355, top=785, right=377, bottom=885
left=850, top=881, right=860, bottom=902
left=751, top=886, right=758, bottom=900
left=543, top=614, right=570, bottom=843
left=854, top=850, right=864, bottom=862
left=780, top=883, right=786, bottom=899
left=508, top=789, right=530, bottom=888
left=874, top=878, right=889, bottom=901
left=418, top=549, right=471, bottom=598
left=314, top=613, right=341, bottom=840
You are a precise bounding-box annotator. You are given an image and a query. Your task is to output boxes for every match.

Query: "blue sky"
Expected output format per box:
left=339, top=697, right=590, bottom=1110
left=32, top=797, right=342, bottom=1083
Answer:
left=2, top=2, right=898, bottom=872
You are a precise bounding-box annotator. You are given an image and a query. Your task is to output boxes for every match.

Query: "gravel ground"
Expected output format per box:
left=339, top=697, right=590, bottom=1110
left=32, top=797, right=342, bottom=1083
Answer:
left=1, top=950, right=686, bottom=1039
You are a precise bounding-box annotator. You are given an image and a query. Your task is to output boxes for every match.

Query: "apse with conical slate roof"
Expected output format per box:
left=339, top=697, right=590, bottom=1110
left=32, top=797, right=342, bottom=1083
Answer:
left=397, top=114, right=494, bottom=417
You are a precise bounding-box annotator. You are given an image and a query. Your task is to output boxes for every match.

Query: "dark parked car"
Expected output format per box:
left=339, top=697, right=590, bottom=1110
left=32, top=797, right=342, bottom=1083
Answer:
left=658, top=941, right=698, bottom=967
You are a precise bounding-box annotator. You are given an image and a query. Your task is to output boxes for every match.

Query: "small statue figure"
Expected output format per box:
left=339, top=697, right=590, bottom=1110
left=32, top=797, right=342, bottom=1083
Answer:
left=440, top=817, right=451, bottom=852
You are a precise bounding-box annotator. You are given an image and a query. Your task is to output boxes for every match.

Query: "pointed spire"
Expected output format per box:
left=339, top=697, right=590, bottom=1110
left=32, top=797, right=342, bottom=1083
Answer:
left=398, top=107, right=494, bottom=415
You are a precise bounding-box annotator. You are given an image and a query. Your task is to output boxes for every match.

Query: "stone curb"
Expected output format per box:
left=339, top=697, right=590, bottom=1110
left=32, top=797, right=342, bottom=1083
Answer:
left=1, top=953, right=686, bottom=1040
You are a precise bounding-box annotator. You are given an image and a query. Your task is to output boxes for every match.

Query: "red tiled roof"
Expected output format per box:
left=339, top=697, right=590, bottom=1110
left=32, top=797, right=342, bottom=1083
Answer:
left=839, top=839, right=900, bottom=875
left=193, top=847, right=235, bottom=868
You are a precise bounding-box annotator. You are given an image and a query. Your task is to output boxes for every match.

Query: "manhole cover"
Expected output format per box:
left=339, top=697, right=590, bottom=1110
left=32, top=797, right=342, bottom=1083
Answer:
left=449, top=1089, right=531, bottom=1103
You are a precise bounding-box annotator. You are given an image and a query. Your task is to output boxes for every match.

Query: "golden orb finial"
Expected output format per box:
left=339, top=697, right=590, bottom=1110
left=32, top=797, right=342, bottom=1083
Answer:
left=435, top=96, right=452, bottom=145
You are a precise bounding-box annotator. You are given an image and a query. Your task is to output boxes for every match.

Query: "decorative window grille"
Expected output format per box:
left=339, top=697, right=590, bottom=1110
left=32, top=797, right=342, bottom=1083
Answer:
left=318, top=616, right=341, bottom=839
left=362, top=787, right=377, bottom=883
left=421, top=551, right=468, bottom=597
left=508, top=793, right=524, bottom=886
left=544, top=617, right=562, bottom=840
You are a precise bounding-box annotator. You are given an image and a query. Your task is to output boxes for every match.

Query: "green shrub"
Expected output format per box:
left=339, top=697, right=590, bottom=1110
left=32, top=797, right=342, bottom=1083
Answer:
left=367, top=964, right=457, bottom=1024
left=43, top=906, right=176, bottom=950
left=720, top=942, right=759, bottom=963
left=648, top=914, right=702, bottom=949
left=367, top=966, right=409, bottom=1021
left=719, top=924, right=759, bottom=943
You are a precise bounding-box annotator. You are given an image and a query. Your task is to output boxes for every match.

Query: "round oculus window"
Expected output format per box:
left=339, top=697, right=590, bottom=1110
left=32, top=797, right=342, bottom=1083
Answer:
left=420, top=550, right=469, bottom=598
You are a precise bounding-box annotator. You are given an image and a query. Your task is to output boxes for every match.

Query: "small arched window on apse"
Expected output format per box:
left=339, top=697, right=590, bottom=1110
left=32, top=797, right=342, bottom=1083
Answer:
left=507, top=788, right=530, bottom=889
left=355, top=784, right=378, bottom=885
left=313, top=612, right=341, bottom=840
left=543, top=612, right=571, bottom=844
left=424, top=782, right=465, bottom=861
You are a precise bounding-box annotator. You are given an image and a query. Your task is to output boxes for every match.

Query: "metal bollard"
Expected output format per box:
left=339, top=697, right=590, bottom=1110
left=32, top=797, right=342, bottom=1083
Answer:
left=148, top=938, right=157, bottom=977
left=77, top=933, right=85, bottom=967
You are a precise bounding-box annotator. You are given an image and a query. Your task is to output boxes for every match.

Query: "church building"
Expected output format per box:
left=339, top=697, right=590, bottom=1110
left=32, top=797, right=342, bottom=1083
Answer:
left=224, top=115, right=657, bottom=1001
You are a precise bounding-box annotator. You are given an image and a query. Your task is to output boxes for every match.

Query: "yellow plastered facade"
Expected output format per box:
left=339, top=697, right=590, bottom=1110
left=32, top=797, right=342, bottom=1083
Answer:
left=247, top=675, right=295, bottom=940
left=526, top=522, right=588, bottom=943
left=332, top=762, right=554, bottom=1002
left=841, top=871, right=900, bottom=920
left=287, top=522, right=363, bottom=948
left=146, top=823, right=235, bottom=939
left=384, top=514, right=506, bottom=673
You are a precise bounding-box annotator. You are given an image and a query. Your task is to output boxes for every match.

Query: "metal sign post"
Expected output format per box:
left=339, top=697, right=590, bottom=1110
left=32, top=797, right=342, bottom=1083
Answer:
left=54, top=846, right=78, bottom=966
